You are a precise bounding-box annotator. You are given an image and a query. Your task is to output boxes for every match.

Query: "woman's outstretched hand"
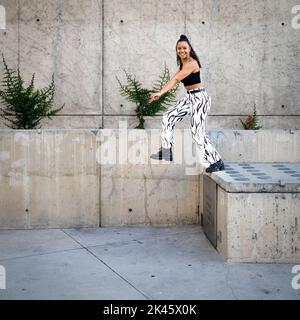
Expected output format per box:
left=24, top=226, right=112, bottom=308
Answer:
left=149, top=92, right=162, bottom=103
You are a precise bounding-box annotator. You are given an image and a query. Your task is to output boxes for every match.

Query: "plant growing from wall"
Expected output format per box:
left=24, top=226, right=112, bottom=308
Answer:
left=0, top=54, right=64, bottom=129
left=116, top=64, right=179, bottom=129
left=240, top=104, right=262, bottom=130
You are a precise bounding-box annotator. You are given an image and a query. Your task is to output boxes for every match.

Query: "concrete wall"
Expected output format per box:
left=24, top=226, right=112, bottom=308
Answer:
left=0, top=129, right=299, bottom=229
left=0, top=128, right=201, bottom=228
left=0, top=0, right=103, bottom=128
left=0, top=129, right=99, bottom=228
left=101, top=164, right=199, bottom=226
left=217, top=187, right=300, bottom=263
left=0, top=0, right=299, bottom=129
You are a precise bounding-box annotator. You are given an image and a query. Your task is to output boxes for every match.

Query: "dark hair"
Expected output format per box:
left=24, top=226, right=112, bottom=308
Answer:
left=176, top=34, right=202, bottom=70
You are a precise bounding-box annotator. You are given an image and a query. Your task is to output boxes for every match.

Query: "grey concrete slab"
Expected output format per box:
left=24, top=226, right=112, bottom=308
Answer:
left=88, top=228, right=300, bottom=300
left=225, top=263, right=300, bottom=300
left=0, top=226, right=299, bottom=300
left=63, top=225, right=210, bottom=248
left=0, top=249, right=145, bottom=300
left=209, top=163, right=300, bottom=192
left=0, top=229, right=81, bottom=260
left=88, top=232, right=232, bottom=300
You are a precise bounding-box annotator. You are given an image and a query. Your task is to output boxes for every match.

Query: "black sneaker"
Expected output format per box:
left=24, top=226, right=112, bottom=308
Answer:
left=206, top=160, right=225, bottom=173
left=150, top=147, right=173, bottom=161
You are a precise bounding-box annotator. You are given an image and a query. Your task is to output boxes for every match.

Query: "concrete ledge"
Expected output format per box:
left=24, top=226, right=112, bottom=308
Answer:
left=210, top=163, right=300, bottom=193
left=0, top=129, right=299, bottom=229
left=203, top=163, right=300, bottom=263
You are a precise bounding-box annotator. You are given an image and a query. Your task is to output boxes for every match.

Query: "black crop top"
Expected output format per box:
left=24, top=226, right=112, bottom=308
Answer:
left=181, top=70, right=201, bottom=86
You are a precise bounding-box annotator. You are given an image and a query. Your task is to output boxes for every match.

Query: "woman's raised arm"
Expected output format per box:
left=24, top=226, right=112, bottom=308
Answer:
left=149, top=64, right=195, bottom=103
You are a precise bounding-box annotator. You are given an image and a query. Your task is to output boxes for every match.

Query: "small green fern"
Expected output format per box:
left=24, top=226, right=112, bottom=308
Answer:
left=0, top=54, right=64, bottom=129
left=116, top=64, right=179, bottom=129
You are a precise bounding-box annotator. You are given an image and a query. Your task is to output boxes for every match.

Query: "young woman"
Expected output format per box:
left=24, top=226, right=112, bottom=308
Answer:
left=149, top=34, right=224, bottom=173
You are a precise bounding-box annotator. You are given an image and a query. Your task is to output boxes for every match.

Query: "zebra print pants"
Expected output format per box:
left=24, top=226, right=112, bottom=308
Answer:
left=161, top=88, right=221, bottom=164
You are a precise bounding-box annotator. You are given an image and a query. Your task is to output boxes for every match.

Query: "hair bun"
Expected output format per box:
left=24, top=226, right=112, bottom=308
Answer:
left=180, top=34, right=188, bottom=40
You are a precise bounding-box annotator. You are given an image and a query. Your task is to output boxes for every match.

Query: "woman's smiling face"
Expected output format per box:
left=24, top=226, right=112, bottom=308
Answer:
left=176, top=41, right=190, bottom=59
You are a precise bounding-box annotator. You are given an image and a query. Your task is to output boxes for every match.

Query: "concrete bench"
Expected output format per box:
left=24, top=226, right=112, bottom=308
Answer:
left=203, top=163, right=300, bottom=263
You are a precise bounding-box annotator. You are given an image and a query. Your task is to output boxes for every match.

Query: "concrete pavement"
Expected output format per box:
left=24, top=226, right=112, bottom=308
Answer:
left=0, top=225, right=299, bottom=300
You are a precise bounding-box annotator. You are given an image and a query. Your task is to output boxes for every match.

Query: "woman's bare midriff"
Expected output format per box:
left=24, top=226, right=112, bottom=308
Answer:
left=185, top=83, right=203, bottom=91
